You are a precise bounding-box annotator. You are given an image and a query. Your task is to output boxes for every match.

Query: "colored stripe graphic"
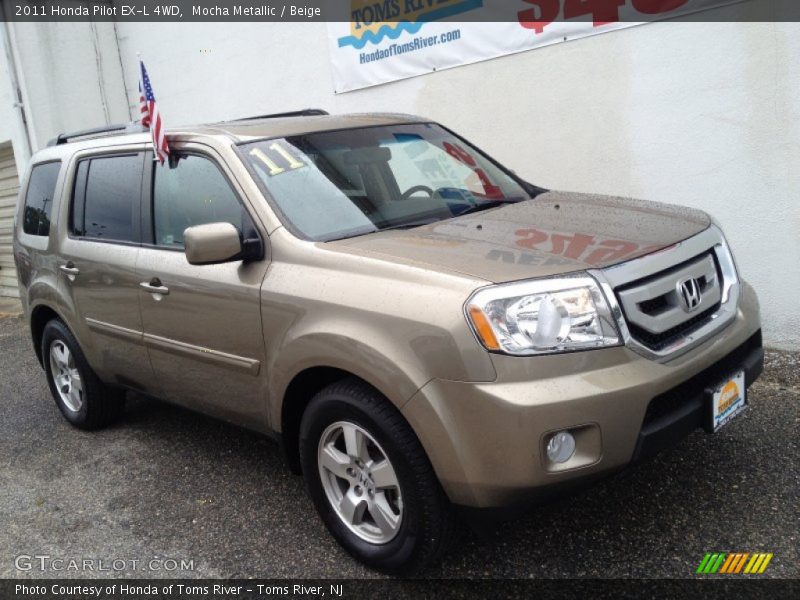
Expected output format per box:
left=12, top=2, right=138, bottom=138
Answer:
left=698, top=552, right=773, bottom=574
left=710, top=553, right=726, bottom=573
left=733, top=553, right=749, bottom=573
left=744, top=554, right=760, bottom=573
left=696, top=554, right=712, bottom=574
left=758, top=554, right=773, bottom=573
left=751, top=554, right=767, bottom=573
left=720, top=554, right=736, bottom=573
left=698, top=553, right=727, bottom=573
left=745, top=553, right=774, bottom=574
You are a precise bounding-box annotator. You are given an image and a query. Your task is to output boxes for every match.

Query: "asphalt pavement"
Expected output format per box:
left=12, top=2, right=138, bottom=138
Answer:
left=0, top=315, right=797, bottom=579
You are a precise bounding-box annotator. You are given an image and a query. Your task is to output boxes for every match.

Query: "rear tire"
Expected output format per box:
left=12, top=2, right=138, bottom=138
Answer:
left=299, top=378, right=453, bottom=574
left=41, top=319, right=125, bottom=430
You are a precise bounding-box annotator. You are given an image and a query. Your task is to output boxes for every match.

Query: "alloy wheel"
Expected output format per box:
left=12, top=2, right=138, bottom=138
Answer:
left=49, top=340, right=83, bottom=412
left=317, top=420, right=403, bottom=544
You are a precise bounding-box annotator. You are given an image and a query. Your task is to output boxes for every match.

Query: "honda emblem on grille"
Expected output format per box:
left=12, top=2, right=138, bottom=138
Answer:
left=678, top=277, right=702, bottom=312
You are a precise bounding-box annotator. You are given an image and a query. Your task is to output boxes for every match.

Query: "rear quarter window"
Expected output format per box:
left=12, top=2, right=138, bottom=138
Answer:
left=22, top=161, right=61, bottom=236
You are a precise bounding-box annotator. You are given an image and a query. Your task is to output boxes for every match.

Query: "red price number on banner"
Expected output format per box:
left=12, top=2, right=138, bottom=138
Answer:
left=519, top=0, right=690, bottom=33
left=565, top=0, right=625, bottom=25
left=632, top=0, right=689, bottom=13
left=518, top=0, right=559, bottom=34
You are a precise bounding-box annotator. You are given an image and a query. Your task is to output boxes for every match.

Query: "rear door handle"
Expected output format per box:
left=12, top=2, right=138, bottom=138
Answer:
left=139, top=278, right=170, bottom=296
left=59, top=262, right=80, bottom=278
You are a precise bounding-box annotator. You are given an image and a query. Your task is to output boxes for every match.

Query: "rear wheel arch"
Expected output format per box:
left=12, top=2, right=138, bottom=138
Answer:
left=40, top=318, right=125, bottom=429
left=30, top=304, right=66, bottom=367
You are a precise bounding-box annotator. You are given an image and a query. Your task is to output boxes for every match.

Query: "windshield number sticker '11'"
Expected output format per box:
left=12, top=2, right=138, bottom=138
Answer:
left=250, top=142, right=306, bottom=177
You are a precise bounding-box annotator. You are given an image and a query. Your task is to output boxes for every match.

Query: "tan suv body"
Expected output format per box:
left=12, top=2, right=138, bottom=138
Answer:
left=13, top=112, right=763, bottom=572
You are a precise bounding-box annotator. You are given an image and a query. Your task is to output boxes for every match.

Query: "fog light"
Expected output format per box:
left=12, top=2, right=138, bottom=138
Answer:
left=546, top=431, right=576, bottom=463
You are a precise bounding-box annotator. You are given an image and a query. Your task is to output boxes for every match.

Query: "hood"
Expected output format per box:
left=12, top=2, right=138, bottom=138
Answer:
left=326, top=191, right=711, bottom=283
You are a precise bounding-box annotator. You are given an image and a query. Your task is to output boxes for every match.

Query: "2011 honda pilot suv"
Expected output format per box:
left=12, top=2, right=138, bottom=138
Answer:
left=13, top=111, right=763, bottom=573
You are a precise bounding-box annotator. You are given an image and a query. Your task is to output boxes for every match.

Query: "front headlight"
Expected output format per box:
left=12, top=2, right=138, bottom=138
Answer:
left=465, top=274, right=621, bottom=356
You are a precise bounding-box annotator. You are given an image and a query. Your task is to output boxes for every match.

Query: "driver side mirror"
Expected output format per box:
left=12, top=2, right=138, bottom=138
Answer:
left=184, top=222, right=245, bottom=265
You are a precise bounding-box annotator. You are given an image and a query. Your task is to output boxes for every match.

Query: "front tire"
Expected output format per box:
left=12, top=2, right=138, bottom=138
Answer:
left=299, top=378, right=453, bottom=574
left=41, top=319, right=124, bottom=430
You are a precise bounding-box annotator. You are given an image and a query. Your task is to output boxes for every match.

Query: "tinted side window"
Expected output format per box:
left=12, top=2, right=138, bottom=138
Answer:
left=70, top=161, right=89, bottom=236
left=153, top=154, right=246, bottom=247
left=76, top=154, right=142, bottom=242
left=22, top=162, right=61, bottom=236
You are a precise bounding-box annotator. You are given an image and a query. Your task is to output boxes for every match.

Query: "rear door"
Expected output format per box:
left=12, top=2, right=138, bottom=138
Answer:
left=57, top=148, right=156, bottom=391
left=136, top=145, right=269, bottom=427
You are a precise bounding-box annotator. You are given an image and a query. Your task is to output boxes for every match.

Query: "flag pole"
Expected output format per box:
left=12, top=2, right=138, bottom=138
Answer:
left=132, top=52, right=141, bottom=126
left=127, top=52, right=143, bottom=132
left=136, top=51, right=142, bottom=122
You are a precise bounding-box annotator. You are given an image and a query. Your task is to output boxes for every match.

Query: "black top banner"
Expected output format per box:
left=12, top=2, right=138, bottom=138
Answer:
left=1, top=0, right=800, bottom=22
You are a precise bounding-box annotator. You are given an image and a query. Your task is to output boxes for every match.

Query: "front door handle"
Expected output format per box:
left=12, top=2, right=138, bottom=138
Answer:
left=140, top=278, right=170, bottom=296
left=59, top=262, right=80, bottom=279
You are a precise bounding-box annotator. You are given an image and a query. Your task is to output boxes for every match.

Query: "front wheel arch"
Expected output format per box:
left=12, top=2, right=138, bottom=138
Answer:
left=298, top=377, right=454, bottom=573
left=280, top=366, right=356, bottom=474
left=279, top=366, right=427, bottom=477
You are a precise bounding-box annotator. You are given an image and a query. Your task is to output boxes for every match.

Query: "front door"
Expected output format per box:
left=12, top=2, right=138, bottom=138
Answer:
left=136, top=147, right=269, bottom=427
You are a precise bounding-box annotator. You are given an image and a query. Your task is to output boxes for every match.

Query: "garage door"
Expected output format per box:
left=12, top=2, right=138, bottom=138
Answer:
left=0, top=143, right=21, bottom=298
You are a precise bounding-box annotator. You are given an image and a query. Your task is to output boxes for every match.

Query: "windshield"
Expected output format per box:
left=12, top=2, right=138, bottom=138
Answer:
left=240, top=123, right=531, bottom=241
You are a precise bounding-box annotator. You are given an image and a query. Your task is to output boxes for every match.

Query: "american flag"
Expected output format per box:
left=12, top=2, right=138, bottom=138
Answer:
left=139, top=60, right=169, bottom=163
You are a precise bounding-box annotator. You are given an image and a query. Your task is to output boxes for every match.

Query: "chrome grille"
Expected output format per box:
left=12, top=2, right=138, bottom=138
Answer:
left=590, top=226, right=740, bottom=362
left=626, top=303, right=720, bottom=350
left=616, top=252, right=723, bottom=349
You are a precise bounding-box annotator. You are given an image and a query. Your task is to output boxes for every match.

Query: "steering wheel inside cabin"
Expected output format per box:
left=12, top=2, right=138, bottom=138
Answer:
left=400, top=185, right=435, bottom=201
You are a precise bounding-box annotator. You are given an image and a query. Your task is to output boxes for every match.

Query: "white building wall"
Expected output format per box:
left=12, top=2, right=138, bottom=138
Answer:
left=0, top=25, right=30, bottom=168
left=7, top=21, right=130, bottom=149
left=0, top=50, right=17, bottom=146
left=3, top=21, right=799, bottom=349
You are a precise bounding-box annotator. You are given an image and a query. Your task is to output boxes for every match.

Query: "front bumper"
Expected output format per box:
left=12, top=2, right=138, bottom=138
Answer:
left=402, top=282, right=763, bottom=508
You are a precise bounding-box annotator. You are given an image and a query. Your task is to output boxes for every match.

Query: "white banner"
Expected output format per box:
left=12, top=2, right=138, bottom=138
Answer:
left=327, top=0, right=743, bottom=92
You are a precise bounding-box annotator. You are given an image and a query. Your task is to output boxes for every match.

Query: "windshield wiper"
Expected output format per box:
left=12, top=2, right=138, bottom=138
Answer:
left=377, top=219, right=440, bottom=233
left=375, top=201, right=520, bottom=234
left=323, top=220, right=435, bottom=241
left=457, top=200, right=518, bottom=217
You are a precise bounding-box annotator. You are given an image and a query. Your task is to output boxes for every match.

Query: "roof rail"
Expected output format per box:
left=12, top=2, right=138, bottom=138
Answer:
left=231, top=109, right=329, bottom=122
left=47, top=123, right=148, bottom=147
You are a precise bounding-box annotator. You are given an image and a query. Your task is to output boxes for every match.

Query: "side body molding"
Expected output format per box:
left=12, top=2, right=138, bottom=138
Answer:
left=85, top=317, right=261, bottom=375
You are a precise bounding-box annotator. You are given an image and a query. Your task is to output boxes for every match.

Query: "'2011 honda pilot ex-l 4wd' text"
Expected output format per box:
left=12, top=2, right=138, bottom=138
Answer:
left=14, top=111, right=763, bottom=573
